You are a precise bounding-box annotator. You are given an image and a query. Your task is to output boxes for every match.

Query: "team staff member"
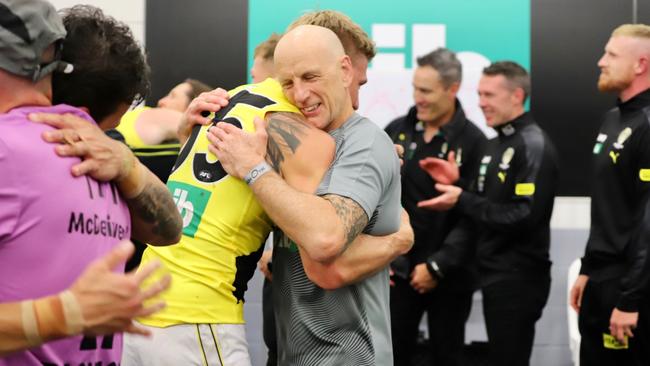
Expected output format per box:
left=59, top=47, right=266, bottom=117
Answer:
left=423, top=61, right=558, bottom=366
left=384, top=47, right=486, bottom=366
left=211, top=25, right=402, bottom=366
left=570, top=24, right=650, bottom=366
left=0, top=2, right=178, bottom=363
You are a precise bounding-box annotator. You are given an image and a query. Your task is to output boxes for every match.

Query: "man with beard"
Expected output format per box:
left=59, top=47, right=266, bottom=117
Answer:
left=570, top=23, right=650, bottom=366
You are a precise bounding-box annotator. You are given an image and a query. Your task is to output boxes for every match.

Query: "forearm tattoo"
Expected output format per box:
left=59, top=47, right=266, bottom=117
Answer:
left=323, top=194, right=369, bottom=248
left=128, top=180, right=182, bottom=241
left=265, top=112, right=308, bottom=172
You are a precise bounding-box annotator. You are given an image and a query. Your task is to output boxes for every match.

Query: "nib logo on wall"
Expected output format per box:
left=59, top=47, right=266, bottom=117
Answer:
left=248, top=0, right=529, bottom=135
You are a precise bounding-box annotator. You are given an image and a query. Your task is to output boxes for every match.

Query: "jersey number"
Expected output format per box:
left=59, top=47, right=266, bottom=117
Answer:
left=172, top=89, right=276, bottom=183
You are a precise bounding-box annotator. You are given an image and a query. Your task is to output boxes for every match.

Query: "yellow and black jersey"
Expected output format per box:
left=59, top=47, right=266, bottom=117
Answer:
left=139, top=78, right=299, bottom=326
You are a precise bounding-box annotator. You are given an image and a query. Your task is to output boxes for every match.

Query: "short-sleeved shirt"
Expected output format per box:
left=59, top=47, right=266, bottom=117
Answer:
left=273, top=113, right=401, bottom=366
left=0, top=105, right=131, bottom=366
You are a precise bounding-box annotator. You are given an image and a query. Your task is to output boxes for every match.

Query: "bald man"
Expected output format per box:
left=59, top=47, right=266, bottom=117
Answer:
left=570, top=24, right=650, bottom=366
left=122, top=25, right=410, bottom=366
left=212, top=25, right=402, bottom=366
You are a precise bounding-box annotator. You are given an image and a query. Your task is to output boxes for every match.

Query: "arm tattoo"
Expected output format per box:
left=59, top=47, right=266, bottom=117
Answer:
left=265, top=112, right=309, bottom=172
left=323, top=194, right=369, bottom=248
left=127, top=180, right=182, bottom=241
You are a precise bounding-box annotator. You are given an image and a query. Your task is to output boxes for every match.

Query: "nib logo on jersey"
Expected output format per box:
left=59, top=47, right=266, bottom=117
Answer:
left=168, top=180, right=211, bottom=238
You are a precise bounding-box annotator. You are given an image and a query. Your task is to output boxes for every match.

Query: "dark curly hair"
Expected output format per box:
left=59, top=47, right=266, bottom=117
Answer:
left=52, top=5, right=150, bottom=123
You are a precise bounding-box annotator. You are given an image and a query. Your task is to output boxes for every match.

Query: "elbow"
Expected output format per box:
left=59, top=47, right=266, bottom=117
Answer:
left=304, top=263, right=348, bottom=290
left=148, top=216, right=183, bottom=246
left=302, top=233, right=344, bottom=263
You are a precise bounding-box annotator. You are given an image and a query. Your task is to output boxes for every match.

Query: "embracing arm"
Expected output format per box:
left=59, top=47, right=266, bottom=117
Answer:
left=29, top=112, right=182, bottom=246
left=301, top=208, right=414, bottom=289
left=210, top=115, right=368, bottom=262
left=135, top=108, right=183, bottom=145
left=115, top=150, right=183, bottom=245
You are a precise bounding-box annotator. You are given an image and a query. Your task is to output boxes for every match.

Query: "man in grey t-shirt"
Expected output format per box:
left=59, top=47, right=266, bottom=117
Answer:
left=211, top=25, right=402, bottom=365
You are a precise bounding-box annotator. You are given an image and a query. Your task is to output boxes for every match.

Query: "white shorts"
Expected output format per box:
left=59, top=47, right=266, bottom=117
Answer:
left=122, top=322, right=251, bottom=366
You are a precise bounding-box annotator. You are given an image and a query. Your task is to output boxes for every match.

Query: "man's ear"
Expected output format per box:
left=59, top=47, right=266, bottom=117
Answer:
left=78, top=106, right=90, bottom=114
left=635, top=55, right=649, bottom=76
left=447, top=82, right=460, bottom=95
left=512, top=87, right=526, bottom=105
left=340, top=55, right=353, bottom=88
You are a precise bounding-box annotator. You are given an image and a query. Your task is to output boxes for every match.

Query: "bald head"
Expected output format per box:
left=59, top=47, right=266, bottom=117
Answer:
left=273, top=25, right=354, bottom=132
left=275, top=25, right=346, bottom=66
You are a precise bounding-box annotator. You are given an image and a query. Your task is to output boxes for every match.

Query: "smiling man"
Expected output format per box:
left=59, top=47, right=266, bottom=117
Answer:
left=210, top=25, right=402, bottom=366
left=419, top=61, right=559, bottom=366
left=384, top=48, right=486, bottom=366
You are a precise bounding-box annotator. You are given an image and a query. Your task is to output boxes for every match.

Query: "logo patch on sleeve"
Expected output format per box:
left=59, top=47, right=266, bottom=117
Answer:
left=515, top=183, right=535, bottom=196
left=640, top=169, right=650, bottom=182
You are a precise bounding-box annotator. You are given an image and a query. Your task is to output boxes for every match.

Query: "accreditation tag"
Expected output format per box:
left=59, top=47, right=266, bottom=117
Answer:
left=603, top=333, right=628, bottom=350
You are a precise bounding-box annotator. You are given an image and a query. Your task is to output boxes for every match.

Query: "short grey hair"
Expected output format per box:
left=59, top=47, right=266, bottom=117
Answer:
left=416, top=48, right=462, bottom=88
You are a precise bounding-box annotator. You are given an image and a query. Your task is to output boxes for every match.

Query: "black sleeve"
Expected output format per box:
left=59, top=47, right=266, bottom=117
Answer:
left=384, top=117, right=402, bottom=141
left=455, top=134, right=558, bottom=233
left=429, top=217, right=477, bottom=277
left=617, top=126, right=650, bottom=312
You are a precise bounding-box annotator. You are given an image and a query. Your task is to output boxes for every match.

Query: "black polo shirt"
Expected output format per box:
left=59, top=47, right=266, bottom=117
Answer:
left=452, top=112, right=559, bottom=287
left=582, top=88, right=650, bottom=312
left=385, top=100, right=487, bottom=291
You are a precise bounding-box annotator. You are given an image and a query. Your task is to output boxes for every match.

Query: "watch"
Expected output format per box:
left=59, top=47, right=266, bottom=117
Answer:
left=426, top=260, right=444, bottom=280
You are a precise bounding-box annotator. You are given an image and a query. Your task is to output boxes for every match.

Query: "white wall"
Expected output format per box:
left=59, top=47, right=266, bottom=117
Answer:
left=48, top=0, right=145, bottom=46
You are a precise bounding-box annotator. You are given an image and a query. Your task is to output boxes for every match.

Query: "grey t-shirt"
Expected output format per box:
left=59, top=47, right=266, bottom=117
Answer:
left=273, top=113, right=401, bottom=366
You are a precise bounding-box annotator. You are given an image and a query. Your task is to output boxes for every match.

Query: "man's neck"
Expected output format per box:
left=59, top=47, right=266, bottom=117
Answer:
left=619, top=77, right=650, bottom=103
left=0, top=75, right=51, bottom=113
left=422, top=105, right=456, bottom=143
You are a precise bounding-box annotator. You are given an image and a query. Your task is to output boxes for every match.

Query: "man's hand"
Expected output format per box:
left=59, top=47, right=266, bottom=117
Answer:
left=569, top=274, right=589, bottom=313
left=208, top=116, right=268, bottom=179
left=394, top=144, right=405, bottom=167
left=410, top=263, right=438, bottom=294
left=419, top=151, right=459, bottom=184
left=610, top=308, right=638, bottom=345
left=258, top=250, right=273, bottom=281
left=70, top=241, right=171, bottom=336
left=29, top=113, right=133, bottom=182
left=417, top=183, right=462, bottom=211
left=393, top=209, right=414, bottom=256
left=178, top=88, right=230, bottom=144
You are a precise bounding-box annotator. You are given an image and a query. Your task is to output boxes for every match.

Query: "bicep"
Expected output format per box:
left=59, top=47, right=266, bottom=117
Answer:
left=265, top=112, right=334, bottom=193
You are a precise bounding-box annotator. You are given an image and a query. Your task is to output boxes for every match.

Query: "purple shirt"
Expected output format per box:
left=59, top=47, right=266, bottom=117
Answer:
left=0, top=105, right=131, bottom=365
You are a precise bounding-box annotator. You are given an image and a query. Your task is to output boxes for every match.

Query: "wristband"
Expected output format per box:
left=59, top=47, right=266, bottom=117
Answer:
left=30, top=291, right=85, bottom=341
left=244, top=161, right=272, bottom=186
left=426, top=260, right=444, bottom=280
left=21, top=300, right=41, bottom=346
left=60, top=290, right=84, bottom=335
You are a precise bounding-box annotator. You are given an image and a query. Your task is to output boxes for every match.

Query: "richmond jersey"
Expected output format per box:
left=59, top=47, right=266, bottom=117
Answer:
left=139, top=78, right=299, bottom=326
